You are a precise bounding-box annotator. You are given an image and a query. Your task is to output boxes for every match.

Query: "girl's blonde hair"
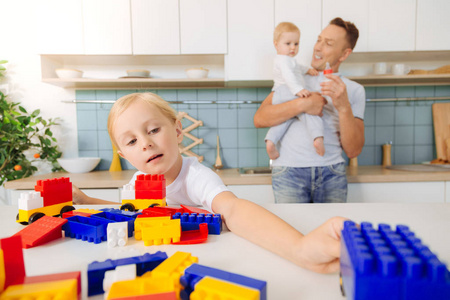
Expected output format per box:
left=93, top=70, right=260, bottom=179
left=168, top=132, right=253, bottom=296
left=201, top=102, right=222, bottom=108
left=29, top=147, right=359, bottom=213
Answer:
left=107, top=92, right=177, bottom=148
left=273, top=22, right=300, bottom=42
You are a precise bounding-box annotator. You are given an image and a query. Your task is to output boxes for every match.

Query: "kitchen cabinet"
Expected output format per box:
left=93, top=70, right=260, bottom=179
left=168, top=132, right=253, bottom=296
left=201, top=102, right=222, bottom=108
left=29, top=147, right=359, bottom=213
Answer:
left=347, top=182, right=446, bottom=203
left=416, top=0, right=450, bottom=51
left=226, top=0, right=274, bottom=80
left=131, top=0, right=180, bottom=55
left=274, top=0, right=321, bottom=67
left=36, top=0, right=84, bottom=54
left=82, top=0, right=132, bottom=55
left=227, top=185, right=275, bottom=205
left=179, top=0, right=227, bottom=54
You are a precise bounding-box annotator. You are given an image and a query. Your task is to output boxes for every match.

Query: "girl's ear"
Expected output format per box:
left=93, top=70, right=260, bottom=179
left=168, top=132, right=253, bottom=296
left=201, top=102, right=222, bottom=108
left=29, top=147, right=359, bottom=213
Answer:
left=176, top=120, right=183, bottom=144
left=117, top=150, right=125, bottom=158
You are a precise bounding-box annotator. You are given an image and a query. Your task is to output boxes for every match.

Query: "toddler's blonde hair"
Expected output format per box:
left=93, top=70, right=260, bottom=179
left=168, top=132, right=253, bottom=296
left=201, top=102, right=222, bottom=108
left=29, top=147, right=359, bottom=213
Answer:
left=107, top=92, right=177, bottom=149
left=273, top=22, right=300, bottom=42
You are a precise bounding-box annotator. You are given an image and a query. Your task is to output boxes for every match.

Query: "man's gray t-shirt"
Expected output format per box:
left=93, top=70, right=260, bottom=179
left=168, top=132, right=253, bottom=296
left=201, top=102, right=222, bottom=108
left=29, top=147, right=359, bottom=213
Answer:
left=272, top=72, right=366, bottom=168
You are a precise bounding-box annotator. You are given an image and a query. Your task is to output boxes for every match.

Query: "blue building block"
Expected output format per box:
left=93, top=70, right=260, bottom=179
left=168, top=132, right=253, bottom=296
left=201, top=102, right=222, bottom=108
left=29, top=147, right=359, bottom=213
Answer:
left=87, top=251, right=168, bottom=296
left=172, top=212, right=222, bottom=235
left=62, top=215, right=113, bottom=244
left=100, top=207, right=141, bottom=218
left=180, top=263, right=266, bottom=300
left=341, top=220, right=450, bottom=300
left=91, top=211, right=135, bottom=237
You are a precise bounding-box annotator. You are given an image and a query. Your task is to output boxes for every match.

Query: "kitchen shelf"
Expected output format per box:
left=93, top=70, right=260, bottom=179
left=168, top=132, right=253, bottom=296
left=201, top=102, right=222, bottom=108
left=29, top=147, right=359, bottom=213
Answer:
left=347, top=73, right=450, bottom=87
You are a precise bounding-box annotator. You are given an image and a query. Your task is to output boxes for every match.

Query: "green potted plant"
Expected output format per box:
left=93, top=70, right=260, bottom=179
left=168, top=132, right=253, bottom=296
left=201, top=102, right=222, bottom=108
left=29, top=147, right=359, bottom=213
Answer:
left=0, top=60, right=63, bottom=186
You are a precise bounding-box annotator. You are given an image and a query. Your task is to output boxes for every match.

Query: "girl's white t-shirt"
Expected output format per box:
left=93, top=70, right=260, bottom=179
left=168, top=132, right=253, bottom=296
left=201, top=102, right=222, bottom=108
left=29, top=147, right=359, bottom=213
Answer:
left=128, top=157, right=229, bottom=212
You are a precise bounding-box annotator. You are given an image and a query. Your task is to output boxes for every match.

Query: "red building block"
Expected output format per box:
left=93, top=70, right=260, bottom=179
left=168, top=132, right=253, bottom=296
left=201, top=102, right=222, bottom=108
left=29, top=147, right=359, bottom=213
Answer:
left=35, top=177, right=72, bottom=207
left=141, top=207, right=184, bottom=218
left=62, top=210, right=94, bottom=219
left=173, top=223, right=208, bottom=245
left=13, top=216, right=68, bottom=248
left=180, top=204, right=212, bottom=215
left=0, top=236, right=26, bottom=289
left=135, top=174, right=165, bottom=191
left=135, top=189, right=166, bottom=200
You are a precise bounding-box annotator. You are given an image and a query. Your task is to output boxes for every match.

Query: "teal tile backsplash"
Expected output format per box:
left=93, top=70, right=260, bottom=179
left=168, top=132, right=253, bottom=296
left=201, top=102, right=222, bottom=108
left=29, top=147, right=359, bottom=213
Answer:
left=76, top=86, right=449, bottom=171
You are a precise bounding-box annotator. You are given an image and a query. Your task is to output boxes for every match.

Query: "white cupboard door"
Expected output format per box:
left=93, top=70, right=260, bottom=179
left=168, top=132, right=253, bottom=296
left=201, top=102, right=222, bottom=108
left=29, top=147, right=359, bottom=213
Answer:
left=368, top=0, right=416, bottom=52
left=275, top=0, right=321, bottom=68
left=37, top=0, right=84, bottom=54
left=416, top=0, right=450, bottom=50
left=131, top=0, right=180, bottom=55
left=82, top=0, right=132, bottom=55
left=226, top=0, right=274, bottom=80
left=179, top=0, right=227, bottom=54
left=322, top=0, right=369, bottom=53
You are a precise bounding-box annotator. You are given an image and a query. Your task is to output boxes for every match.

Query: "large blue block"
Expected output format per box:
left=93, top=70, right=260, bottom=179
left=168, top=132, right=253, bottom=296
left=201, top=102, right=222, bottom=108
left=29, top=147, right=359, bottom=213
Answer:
left=341, top=221, right=450, bottom=300
left=172, top=212, right=222, bottom=235
left=91, top=211, right=135, bottom=237
left=62, top=215, right=113, bottom=244
left=180, top=263, right=266, bottom=300
left=87, top=251, right=168, bottom=296
left=100, top=207, right=141, bottom=218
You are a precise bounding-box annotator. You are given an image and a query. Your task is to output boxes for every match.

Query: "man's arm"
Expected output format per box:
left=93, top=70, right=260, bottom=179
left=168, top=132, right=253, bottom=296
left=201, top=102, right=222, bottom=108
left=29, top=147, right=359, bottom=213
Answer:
left=321, top=75, right=365, bottom=158
left=253, top=92, right=326, bottom=128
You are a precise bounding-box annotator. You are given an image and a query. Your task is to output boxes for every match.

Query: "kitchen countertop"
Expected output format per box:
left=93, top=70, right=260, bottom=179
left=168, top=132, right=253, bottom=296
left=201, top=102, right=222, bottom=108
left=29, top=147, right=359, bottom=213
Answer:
left=4, top=165, right=450, bottom=190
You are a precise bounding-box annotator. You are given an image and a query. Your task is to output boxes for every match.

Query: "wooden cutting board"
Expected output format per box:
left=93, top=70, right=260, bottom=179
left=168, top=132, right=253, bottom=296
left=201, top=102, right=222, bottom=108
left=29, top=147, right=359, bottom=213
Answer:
left=432, top=103, right=450, bottom=161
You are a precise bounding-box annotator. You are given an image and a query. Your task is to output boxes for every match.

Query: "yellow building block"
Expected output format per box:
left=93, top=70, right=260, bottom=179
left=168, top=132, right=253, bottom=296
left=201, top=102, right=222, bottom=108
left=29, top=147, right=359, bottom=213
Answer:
left=190, top=277, right=260, bottom=300
left=17, top=201, right=73, bottom=224
left=0, top=249, right=5, bottom=293
left=152, top=251, right=198, bottom=299
left=74, top=208, right=102, bottom=214
left=121, top=198, right=166, bottom=210
left=106, top=275, right=175, bottom=299
left=134, top=217, right=171, bottom=240
left=135, top=217, right=180, bottom=245
left=0, top=279, right=78, bottom=300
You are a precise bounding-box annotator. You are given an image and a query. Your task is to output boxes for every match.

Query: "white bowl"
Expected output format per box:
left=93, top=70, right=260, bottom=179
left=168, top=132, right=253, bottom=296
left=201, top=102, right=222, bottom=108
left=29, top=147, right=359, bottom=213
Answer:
left=55, top=68, right=83, bottom=79
left=57, top=157, right=101, bottom=173
left=186, top=68, right=209, bottom=79
left=126, top=69, right=150, bottom=77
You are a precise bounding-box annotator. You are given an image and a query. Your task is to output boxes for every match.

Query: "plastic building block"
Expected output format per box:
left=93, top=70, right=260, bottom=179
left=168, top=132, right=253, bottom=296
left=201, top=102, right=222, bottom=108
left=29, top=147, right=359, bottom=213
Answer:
left=135, top=217, right=181, bottom=246
left=106, top=276, right=175, bottom=300
left=122, top=184, right=136, bottom=200
left=0, top=236, right=25, bottom=290
left=108, top=292, right=177, bottom=300
left=0, top=279, right=78, bottom=300
left=141, top=206, right=184, bottom=218
left=152, top=251, right=198, bottom=296
left=35, top=177, right=72, bottom=207
left=180, top=264, right=267, bottom=300
left=103, top=264, right=136, bottom=294
left=0, top=249, right=5, bottom=292
left=173, top=223, right=208, bottom=245
left=190, top=276, right=260, bottom=300
left=172, top=212, right=222, bottom=235
left=62, top=208, right=102, bottom=218
left=135, top=174, right=165, bottom=190
left=17, top=191, right=43, bottom=211
left=340, top=220, right=450, bottom=300
left=62, top=215, right=114, bottom=244
left=92, top=211, right=135, bottom=237
left=180, top=204, right=212, bottom=215
left=100, top=208, right=141, bottom=219
left=13, top=215, right=68, bottom=248
left=121, top=198, right=167, bottom=211
left=107, top=222, right=128, bottom=248
left=87, top=251, right=168, bottom=296
left=15, top=271, right=81, bottom=297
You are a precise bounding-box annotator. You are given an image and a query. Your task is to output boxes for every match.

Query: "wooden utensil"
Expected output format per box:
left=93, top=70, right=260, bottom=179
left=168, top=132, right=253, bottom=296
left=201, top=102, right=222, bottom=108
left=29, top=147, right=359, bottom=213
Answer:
left=214, top=135, right=223, bottom=170
left=432, top=103, right=450, bottom=161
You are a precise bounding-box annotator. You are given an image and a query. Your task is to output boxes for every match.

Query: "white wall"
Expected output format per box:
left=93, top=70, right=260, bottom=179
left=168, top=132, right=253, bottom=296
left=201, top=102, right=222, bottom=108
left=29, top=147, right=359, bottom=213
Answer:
left=2, top=1, right=79, bottom=164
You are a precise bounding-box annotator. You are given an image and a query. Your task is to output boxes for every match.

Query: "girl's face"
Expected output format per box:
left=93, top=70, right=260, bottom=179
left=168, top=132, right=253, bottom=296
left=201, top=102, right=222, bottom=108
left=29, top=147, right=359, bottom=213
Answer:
left=274, top=31, right=300, bottom=57
left=113, top=100, right=183, bottom=183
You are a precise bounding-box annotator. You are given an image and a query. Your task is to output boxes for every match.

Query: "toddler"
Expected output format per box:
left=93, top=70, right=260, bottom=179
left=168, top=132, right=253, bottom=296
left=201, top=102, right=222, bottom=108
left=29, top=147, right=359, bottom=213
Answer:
left=72, top=92, right=345, bottom=274
left=265, top=22, right=325, bottom=159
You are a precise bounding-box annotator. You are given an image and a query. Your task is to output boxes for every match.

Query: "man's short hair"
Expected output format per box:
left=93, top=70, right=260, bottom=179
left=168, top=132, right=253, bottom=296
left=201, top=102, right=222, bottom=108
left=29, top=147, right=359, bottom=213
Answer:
left=273, top=22, right=300, bottom=42
left=329, top=17, right=359, bottom=50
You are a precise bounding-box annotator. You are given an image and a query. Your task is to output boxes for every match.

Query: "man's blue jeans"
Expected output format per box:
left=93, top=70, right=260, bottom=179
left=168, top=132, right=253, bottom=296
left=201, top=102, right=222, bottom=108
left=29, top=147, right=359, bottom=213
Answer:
left=271, top=162, right=347, bottom=203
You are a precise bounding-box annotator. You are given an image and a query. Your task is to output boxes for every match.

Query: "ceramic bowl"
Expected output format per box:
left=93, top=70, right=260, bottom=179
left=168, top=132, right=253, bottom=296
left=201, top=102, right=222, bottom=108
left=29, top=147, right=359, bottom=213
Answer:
left=55, top=68, right=83, bottom=79
left=126, top=69, right=150, bottom=77
left=57, top=157, right=101, bottom=173
left=185, top=67, right=209, bottom=79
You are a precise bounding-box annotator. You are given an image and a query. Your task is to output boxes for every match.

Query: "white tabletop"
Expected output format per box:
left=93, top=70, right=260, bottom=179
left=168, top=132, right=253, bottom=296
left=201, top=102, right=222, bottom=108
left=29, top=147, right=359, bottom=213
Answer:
left=1, top=203, right=450, bottom=300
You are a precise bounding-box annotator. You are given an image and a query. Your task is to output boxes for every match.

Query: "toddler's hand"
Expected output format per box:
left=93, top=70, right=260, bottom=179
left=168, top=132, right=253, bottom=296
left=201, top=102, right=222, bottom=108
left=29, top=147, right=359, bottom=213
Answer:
left=297, top=89, right=311, bottom=98
left=307, top=68, right=319, bottom=76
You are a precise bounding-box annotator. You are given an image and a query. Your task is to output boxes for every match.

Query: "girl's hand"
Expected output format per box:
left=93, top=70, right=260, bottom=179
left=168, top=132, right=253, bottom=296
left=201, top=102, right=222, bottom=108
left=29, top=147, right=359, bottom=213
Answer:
left=72, top=184, right=89, bottom=205
left=307, top=68, right=319, bottom=76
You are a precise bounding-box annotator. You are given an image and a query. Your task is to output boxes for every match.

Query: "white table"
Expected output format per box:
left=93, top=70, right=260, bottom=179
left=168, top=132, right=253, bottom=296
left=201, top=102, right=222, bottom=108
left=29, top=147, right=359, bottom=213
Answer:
left=1, top=203, right=450, bottom=300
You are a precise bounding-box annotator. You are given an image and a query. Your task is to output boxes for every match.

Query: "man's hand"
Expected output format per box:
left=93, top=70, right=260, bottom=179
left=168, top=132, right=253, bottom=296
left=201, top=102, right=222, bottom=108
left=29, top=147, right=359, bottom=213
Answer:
left=296, top=216, right=348, bottom=274
left=303, top=92, right=327, bottom=117
left=320, top=74, right=351, bottom=113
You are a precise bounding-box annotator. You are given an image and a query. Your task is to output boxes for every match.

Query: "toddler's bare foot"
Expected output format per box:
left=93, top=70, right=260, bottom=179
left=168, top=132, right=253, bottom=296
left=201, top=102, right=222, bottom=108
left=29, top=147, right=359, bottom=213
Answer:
left=266, top=140, right=280, bottom=159
left=314, top=137, right=325, bottom=156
